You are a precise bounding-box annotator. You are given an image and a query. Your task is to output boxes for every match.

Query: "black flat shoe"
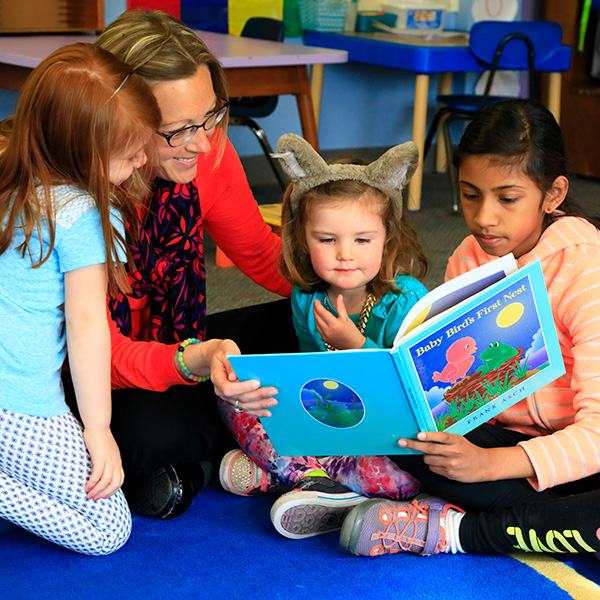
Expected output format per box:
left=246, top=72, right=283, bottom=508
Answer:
left=124, top=461, right=212, bottom=520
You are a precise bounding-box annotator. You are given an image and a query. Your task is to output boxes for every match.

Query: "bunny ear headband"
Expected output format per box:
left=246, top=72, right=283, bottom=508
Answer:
left=272, top=133, right=419, bottom=216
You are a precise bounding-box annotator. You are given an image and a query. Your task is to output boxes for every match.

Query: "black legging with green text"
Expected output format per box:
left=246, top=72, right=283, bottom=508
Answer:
left=390, top=423, right=600, bottom=554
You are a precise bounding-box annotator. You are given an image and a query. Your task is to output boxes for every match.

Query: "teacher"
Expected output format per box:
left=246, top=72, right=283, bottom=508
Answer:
left=80, top=9, right=298, bottom=519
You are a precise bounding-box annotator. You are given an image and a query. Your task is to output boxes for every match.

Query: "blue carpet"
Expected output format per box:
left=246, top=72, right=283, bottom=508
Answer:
left=1, top=486, right=599, bottom=600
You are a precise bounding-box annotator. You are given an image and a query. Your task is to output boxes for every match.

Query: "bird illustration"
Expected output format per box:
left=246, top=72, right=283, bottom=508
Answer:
left=432, top=336, right=477, bottom=384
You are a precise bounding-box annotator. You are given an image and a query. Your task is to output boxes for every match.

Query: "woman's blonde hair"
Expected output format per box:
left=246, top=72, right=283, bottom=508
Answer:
left=0, top=43, right=161, bottom=294
left=96, top=10, right=229, bottom=159
left=280, top=159, right=428, bottom=298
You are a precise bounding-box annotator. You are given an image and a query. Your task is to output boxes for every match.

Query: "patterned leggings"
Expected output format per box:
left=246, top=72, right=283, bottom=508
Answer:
left=219, top=400, right=422, bottom=500
left=0, top=408, right=131, bottom=556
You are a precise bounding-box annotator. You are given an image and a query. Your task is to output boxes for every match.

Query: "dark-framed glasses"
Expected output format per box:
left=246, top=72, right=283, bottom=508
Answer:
left=157, top=101, right=229, bottom=148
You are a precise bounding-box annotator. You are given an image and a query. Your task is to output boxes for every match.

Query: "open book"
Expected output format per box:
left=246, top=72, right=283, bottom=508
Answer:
left=228, top=257, right=565, bottom=456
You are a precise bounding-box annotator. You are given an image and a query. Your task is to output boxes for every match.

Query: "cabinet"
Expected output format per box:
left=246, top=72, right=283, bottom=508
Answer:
left=544, top=2, right=600, bottom=178
left=0, top=1, right=104, bottom=33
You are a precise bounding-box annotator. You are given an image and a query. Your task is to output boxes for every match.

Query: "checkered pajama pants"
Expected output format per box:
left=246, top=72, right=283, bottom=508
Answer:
left=0, top=408, right=131, bottom=555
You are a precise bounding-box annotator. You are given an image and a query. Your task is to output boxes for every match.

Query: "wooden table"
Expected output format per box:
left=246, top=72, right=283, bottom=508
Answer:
left=0, top=32, right=348, bottom=151
left=304, top=30, right=572, bottom=210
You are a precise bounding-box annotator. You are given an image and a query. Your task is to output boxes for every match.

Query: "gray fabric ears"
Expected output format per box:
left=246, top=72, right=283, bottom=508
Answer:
left=272, top=133, right=419, bottom=216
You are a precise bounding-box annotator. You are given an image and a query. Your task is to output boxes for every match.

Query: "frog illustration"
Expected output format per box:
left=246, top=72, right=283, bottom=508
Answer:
left=307, top=391, right=363, bottom=428
left=477, top=341, right=518, bottom=375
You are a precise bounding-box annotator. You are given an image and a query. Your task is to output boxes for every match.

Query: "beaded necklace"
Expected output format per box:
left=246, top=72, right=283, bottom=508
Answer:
left=323, top=292, right=377, bottom=351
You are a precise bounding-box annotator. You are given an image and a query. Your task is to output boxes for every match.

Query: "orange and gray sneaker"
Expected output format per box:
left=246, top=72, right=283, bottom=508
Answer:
left=340, top=496, right=464, bottom=556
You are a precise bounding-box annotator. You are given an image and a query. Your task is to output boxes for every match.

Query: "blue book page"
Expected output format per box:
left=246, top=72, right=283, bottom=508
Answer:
left=228, top=350, right=422, bottom=456
left=396, top=261, right=565, bottom=436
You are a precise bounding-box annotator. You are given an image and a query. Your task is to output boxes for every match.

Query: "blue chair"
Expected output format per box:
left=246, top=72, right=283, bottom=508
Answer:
left=423, top=20, right=569, bottom=213
left=229, top=17, right=288, bottom=189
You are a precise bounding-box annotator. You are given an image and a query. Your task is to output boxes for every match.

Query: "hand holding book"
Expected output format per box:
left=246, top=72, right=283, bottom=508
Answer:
left=229, top=258, right=564, bottom=456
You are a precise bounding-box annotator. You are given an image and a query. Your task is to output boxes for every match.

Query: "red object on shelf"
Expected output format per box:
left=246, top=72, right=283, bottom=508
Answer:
left=126, top=0, right=180, bottom=19
left=216, top=246, right=235, bottom=268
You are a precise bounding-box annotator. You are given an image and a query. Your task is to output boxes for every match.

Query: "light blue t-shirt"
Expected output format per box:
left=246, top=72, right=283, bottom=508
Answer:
left=0, top=185, right=122, bottom=417
left=291, top=275, right=429, bottom=352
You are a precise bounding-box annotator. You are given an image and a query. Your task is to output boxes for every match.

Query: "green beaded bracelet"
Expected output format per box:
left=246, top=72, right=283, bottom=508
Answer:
left=177, top=338, right=210, bottom=383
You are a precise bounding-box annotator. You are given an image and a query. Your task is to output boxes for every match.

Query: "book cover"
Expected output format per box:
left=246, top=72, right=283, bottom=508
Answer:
left=228, top=259, right=564, bottom=457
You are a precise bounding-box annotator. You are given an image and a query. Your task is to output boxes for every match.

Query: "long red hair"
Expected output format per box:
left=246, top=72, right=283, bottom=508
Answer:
left=0, top=43, right=160, bottom=294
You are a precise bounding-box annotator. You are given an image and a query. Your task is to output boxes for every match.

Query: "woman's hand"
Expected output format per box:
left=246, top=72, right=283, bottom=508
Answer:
left=209, top=339, right=279, bottom=418
left=313, top=295, right=366, bottom=350
left=399, top=431, right=535, bottom=483
left=82, top=427, right=124, bottom=500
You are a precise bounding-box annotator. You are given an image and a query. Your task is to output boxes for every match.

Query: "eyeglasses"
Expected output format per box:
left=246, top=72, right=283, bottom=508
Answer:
left=157, top=101, right=229, bottom=148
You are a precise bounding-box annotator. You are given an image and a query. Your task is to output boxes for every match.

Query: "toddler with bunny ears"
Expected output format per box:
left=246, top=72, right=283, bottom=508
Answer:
left=219, top=134, right=430, bottom=540
left=277, top=133, right=429, bottom=352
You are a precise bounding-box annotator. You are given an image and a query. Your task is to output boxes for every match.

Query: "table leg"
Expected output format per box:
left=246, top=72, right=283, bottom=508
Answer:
left=226, top=65, right=320, bottom=151
left=547, top=72, right=562, bottom=124
left=294, top=66, right=320, bottom=150
left=408, top=73, right=430, bottom=212
left=310, top=63, right=324, bottom=130
left=435, top=72, right=453, bottom=173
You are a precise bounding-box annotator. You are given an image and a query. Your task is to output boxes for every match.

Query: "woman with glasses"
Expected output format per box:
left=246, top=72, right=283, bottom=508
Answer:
left=74, top=9, right=298, bottom=519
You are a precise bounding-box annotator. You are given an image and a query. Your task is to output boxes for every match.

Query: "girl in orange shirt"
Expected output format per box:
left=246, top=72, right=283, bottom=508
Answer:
left=341, top=99, right=600, bottom=558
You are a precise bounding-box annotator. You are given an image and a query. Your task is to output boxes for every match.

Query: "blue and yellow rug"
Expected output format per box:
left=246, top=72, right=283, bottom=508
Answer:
left=1, top=486, right=599, bottom=600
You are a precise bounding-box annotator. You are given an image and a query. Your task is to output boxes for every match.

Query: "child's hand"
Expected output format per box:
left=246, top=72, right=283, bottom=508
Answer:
left=313, top=295, right=366, bottom=350
left=82, top=427, right=124, bottom=500
left=398, top=431, right=535, bottom=483
left=211, top=340, right=279, bottom=417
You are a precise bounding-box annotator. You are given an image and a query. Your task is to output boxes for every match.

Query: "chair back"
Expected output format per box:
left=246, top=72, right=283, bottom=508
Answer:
left=469, top=20, right=563, bottom=105
left=425, top=20, right=567, bottom=212
left=469, top=20, right=563, bottom=69
left=240, top=16, right=285, bottom=42
left=229, top=17, right=285, bottom=118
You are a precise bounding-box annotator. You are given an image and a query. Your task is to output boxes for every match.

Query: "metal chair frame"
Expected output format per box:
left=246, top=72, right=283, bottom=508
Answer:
left=423, top=21, right=563, bottom=213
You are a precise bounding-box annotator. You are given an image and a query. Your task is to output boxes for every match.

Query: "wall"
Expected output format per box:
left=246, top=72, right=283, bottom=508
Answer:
left=230, top=0, right=532, bottom=156
left=0, top=0, right=535, bottom=158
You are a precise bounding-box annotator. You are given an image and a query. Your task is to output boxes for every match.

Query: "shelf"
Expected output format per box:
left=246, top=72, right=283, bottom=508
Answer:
left=544, top=1, right=600, bottom=178
left=0, top=1, right=104, bottom=33
left=571, top=80, right=600, bottom=96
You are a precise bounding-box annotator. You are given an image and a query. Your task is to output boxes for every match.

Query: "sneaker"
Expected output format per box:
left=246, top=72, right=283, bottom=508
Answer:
left=340, top=497, right=463, bottom=556
left=219, top=449, right=287, bottom=496
left=270, top=476, right=369, bottom=540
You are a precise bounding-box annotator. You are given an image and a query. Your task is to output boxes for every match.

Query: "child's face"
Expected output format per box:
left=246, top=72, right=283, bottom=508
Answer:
left=109, top=148, right=147, bottom=186
left=458, top=156, right=557, bottom=259
left=304, top=193, right=386, bottom=294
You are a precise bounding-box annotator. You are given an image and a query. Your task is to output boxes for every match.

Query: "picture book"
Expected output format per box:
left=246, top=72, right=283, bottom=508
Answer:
left=228, top=258, right=565, bottom=457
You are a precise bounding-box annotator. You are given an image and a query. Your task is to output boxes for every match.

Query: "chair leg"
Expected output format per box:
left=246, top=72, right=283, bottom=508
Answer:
left=233, top=116, right=288, bottom=189
left=423, top=109, right=443, bottom=161
left=423, top=106, right=451, bottom=164
left=442, top=114, right=461, bottom=214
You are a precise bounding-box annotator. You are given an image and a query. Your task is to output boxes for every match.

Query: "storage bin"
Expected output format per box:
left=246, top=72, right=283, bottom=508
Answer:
left=298, top=0, right=349, bottom=32
left=356, top=10, right=397, bottom=32
left=382, top=2, right=446, bottom=34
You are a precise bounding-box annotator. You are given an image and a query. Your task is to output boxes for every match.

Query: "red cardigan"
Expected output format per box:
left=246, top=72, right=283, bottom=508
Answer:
left=110, top=138, right=291, bottom=391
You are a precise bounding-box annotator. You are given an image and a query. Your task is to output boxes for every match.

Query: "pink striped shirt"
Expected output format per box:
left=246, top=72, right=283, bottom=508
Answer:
left=446, top=217, right=600, bottom=491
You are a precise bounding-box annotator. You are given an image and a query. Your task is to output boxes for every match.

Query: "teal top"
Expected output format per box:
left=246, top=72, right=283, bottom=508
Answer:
left=291, top=275, right=428, bottom=352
